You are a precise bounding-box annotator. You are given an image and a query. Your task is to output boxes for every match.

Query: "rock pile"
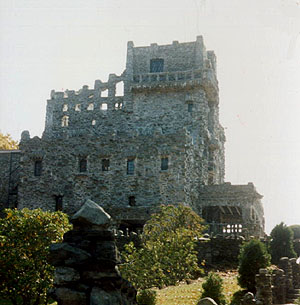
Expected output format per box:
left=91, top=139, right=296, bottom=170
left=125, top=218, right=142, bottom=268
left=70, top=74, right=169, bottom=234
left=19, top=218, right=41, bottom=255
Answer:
left=49, top=199, right=137, bottom=305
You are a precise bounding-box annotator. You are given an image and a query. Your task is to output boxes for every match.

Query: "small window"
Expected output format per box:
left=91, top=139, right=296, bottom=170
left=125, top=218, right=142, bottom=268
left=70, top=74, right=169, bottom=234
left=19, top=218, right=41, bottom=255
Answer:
left=62, top=115, right=69, bottom=127
left=34, top=160, right=42, bottom=176
left=92, top=120, right=96, bottom=126
left=62, top=104, right=68, bottom=112
left=87, top=103, right=94, bottom=111
left=150, top=58, right=164, bottom=73
left=102, top=159, right=110, bottom=171
left=127, top=159, right=135, bottom=175
left=115, top=103, right=119, bottom=109
left=101, top=103, right=108, bottom=111
left=161, top=157, right=168, bottom=171
left=55, top=195, right=63, bottom=211
left=188, top=103, right=193, bottom=113
left=75, top=104, right=81, bottom=111
left=129, top=196, right=136, bottom=206
left=79, top=158, right=87, bottom=172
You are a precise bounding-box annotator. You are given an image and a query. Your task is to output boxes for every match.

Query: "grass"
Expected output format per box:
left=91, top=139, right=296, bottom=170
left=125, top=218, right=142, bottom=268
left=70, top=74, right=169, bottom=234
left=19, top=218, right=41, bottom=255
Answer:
left=155, top=270, right=240, bottom=305
left=1, top=271, right=240, bottom=305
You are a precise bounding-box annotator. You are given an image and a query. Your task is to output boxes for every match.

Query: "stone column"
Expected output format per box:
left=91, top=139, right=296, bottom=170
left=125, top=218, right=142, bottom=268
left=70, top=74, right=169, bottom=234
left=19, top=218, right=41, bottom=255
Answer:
left=49, top=199, right=137, bottom=305
left=290, top=258, right=300, bottom=289
left=255, top=268, right=272, bottom=305
left=272, top=269, right=286, bottom=304
left=278, top=257, right=293, bottom=293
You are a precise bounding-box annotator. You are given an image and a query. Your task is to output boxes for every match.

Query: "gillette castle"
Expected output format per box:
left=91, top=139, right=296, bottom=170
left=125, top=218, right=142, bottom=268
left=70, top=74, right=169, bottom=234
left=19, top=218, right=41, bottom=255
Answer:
left=0, top=36, right=265, bottom=237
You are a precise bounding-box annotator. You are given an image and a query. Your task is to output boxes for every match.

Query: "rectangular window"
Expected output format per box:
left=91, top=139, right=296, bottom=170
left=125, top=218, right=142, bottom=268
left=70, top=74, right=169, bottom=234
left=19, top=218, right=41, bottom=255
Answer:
left=55, top=195, right=63, bottom=211
left=102, top=159, right=110, bottom=171
left=79, top=158, right=87, bottom=172
left=129, top=196, right=136, bottom=206
left=188, top=103, right=193, bottom=113
left=161, top=157, right=168, bottom=171
left=34, top=160, right=42, bottom=176
left=150, top=59, right=164, bottom=73
left=127, top=159, right=135, bottom=175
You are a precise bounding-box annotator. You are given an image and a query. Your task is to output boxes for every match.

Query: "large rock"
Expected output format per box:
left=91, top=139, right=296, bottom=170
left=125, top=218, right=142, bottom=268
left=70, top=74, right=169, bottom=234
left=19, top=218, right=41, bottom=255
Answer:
left=54, top=267, right=80, bottom=285
left=71, top=199, right=111, bottom=227
left=55, top=288, right=86, bottom=305
left=90, top=287, right=128, bottom=305
left=197, top=297, right=218, bottom=305
left=49, top=243, right=91, bottom=266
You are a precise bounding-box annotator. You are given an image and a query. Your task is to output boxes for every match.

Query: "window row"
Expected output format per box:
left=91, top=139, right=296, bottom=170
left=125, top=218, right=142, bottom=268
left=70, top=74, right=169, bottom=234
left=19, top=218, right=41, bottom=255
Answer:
left=33, top=157, right=169, bottom=177
left=62, top=102, right=123, bottom=112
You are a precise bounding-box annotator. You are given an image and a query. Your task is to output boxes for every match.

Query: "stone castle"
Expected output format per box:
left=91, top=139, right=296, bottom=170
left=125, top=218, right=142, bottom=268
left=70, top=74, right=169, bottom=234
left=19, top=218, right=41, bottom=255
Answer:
left=0, top=36, right=265, bottom=237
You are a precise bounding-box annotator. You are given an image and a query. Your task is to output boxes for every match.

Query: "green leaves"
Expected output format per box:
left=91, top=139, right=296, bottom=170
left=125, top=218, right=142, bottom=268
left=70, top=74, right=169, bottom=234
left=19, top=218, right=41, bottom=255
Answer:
left=120, top=205, right=205, bottom=290
left=0, top=208, right=71, bottom=304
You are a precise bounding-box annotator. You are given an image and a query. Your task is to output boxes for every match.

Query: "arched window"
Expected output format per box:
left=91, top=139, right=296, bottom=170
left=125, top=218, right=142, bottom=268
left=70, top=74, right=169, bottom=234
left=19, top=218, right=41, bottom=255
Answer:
left=61, top=115, right=69, bottom=127
left=87, top=103, right=94, bottom=111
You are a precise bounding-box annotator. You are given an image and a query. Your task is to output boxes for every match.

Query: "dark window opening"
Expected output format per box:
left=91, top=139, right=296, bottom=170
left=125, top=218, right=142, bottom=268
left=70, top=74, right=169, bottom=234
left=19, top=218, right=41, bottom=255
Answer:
left=79, top=158, right=87, bottom=172
left=150, top=59, right=164, bottom=73
left=34, top=160, right=42, bottom=176
left=129, top=196, right=136, bottom=206
left=54, top=195, right=63, bottom=211
left=188, top=103, right=193, bottom=113
left=161, top=157, right=169, bottom=171
left=127, top=159, right=135, bottom=175
left=102, top=159, right=110, bottom=171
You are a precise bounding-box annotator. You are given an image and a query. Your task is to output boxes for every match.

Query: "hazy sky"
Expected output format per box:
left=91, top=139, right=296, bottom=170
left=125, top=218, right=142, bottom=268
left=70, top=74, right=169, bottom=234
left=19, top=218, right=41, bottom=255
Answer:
left=1, top=0, right=300, bottom=233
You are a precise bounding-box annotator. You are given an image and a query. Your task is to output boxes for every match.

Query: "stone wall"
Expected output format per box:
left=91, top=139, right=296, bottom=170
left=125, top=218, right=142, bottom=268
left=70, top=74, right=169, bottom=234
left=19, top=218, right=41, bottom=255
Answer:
left=0, top=150, right=20, bottom=209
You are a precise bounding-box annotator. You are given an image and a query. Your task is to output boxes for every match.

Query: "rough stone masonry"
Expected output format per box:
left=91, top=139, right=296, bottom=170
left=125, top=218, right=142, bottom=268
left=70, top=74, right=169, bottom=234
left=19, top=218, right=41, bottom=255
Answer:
left=0, top=36, right=265, bottom=237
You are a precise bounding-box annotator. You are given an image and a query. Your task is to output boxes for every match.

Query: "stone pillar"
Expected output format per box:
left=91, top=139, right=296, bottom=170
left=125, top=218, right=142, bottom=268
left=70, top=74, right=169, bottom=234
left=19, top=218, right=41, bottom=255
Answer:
left=255, top=268, right=272, bottom=305
left=272, top=269, right=286, bottom=304
left=278, top=257, right=293, bottom=293
left=49, top=199, right=137, bottom=305
left=290, top=258, right=300, bottom=289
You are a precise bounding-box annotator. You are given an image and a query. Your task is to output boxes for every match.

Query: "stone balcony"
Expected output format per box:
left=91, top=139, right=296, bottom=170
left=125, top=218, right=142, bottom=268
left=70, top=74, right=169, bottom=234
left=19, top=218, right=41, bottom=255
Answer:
left=130, top=68, right=219, bottom=103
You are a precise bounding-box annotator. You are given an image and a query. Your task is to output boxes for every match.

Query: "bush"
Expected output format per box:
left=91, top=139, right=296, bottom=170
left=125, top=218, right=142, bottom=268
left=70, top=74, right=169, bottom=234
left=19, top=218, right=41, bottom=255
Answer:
left=238, top=239, right=271, bottom=292
left=137, top=289, right=157, bottom=305
left=230, top=290, right=247, bottom=305
left=199, top=272, right=226, bottom=305
left=120, top=205, right=205, bottom=289
left=0, top=208, right=72, bottom=305
left=270, top=222, right=296, bottom=264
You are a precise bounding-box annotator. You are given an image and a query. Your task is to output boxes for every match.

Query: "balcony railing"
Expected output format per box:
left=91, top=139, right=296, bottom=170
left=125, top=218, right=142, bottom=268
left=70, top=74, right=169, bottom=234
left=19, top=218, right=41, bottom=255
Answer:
left=132, top=69, right=204, bottom=84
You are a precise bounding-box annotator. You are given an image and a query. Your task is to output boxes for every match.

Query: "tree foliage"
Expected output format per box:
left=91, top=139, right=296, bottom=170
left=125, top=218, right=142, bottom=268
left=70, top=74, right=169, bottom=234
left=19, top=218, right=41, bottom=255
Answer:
left=238, top=239, right=271, bottom=293
left=0, top=132, right=18, bottom=150
left=289, top=225, right=300, bottom=240
left=0, top=208, right=72, bottom=305
left=120, top=205, right=205, bottom=289
left=199, top=272, right=226, bottom=305
left=270, top=222, right=296, bottom=264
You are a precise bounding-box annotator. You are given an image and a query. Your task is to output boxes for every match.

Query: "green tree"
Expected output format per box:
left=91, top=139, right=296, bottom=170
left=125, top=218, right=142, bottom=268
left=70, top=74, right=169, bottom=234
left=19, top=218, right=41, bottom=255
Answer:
left=120, top=205, right=205, bottom=289
left=0, top=208, right=72, bottom=305
left=238, top=239, right=271, bottom=293
left=289, top=225, right=300, bottom=239
left=270, top=222, right=296, bottom=264
left=0, top=132, right=18, bottom=150
left=199, top=272, right=226, bottom=305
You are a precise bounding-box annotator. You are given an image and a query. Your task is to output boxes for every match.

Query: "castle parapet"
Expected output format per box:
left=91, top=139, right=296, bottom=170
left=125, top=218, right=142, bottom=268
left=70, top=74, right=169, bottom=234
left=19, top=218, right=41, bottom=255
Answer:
left=130, top=68, right=218, bottom=103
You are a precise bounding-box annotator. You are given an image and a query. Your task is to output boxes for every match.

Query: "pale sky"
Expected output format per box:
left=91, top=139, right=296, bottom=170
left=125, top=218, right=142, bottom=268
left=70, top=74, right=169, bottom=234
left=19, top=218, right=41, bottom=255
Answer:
left=1, top=0, right=300, bottom=233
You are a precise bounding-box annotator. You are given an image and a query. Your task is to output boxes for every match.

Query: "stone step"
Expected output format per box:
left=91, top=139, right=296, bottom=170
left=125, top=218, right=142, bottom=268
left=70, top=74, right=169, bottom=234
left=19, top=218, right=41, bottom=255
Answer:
left=286, top=299, right=298, bottom=304
left=288, top=294, right=300, bottom=299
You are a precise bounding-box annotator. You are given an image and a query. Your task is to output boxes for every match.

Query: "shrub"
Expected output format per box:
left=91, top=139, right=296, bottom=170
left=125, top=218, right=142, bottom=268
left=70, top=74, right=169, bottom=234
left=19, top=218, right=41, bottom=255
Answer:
left=230, top=290, right=247, bottom=305
left=137, top=289, right=157, bottom=305
left=238, top=239, right=271, bottom=292
left=270, top=222, right=296, bottom=264
left=199, top=272, right=226, bottom=305
left=0, top=208, right=71, bottom=305
left=120, top=204, right=205, bottom=289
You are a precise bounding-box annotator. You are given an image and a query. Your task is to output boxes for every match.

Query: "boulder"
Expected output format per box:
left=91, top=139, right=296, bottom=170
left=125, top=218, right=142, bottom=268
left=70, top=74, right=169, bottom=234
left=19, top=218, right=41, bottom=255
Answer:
left=71, top=199, right=111, bottom=227
left=54, top=267, right=80, bottom=285
left=55, top=288, right=86, bottom=305
left=197, top=297, right=218, bottom=305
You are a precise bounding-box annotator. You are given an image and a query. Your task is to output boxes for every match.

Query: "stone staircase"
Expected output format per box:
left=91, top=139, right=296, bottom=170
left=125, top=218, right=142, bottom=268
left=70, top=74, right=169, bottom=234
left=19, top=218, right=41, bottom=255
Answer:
left=286, top=288, right=300, bottom=304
